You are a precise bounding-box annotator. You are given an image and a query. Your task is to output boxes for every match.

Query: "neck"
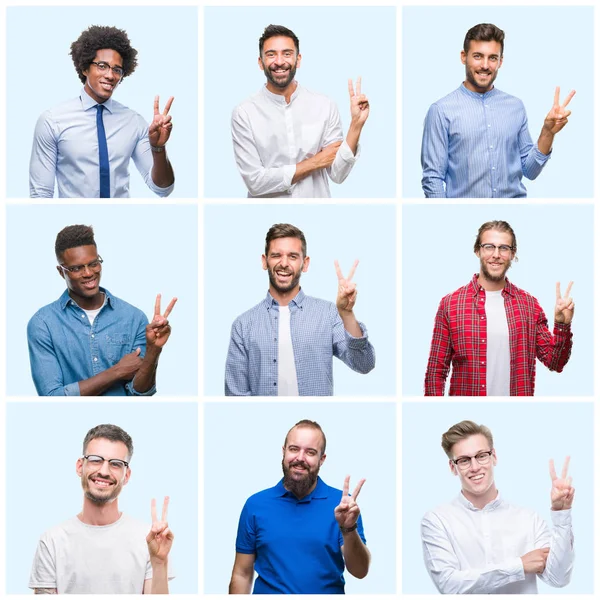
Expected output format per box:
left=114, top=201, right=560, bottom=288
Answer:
left=462, top=484, right=498, bottom=510
left=478, top=273, right=505, bottom=292
left=79, top=496, right=121, bottom=526
left=69, top=290, right=104, bottom=311
left=266, top=79, right=297, bottom=104
left=270, top=285, right=300, bottom=307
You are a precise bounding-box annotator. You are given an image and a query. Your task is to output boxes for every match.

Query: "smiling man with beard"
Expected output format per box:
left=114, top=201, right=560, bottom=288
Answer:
left=27, top=224, right=177, bottom=396
left=424, top=220, right=574, bottom=396
left=29, top=424, right=174, bottom=594
left=229, top=420, right=370, bottom=594
left=420, top=23, right=575, bottom=198
left=421, top=420, right=574, bottom=594
left=225, top=223, right=375, bottom=396
left=231, top=24, right=370, bottom=198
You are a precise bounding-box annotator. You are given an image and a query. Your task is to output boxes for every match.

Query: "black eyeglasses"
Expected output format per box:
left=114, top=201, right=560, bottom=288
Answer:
left=452, top=450, right=494, bottom=470
left=479, top=244, right=514, bottom=256
left=83, top=454, right=129, bottom=470
left=58, top=256, right=103, bottom=275
left=90, top=61, right=124, bottom=78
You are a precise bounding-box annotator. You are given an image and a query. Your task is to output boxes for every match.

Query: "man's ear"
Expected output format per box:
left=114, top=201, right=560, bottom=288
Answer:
left=319, top=452, right=326, bottom=467
left=302, top=256, right=310, bottom=273
left=460, top=50, right=467, bottom=65
left=262, top=254, right=268, bottom=270
left=258, top=56, right=265, bottom=71
left=449, top=459, right=458, bottom=476
left=76, top=457, right=84, bottom=478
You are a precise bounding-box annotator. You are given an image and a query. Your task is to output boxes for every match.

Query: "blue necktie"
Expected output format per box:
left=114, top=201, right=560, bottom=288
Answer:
left=96, top=104, right=110, bottom=198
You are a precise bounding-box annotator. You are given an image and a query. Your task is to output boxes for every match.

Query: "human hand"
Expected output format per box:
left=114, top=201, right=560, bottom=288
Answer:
left=542, top=87, right=575, bottom=135
left=554, top=281, right=574, bottom=324
left=334, top=475, right=365, bottom=529
left=149, top=96, right=174, bottom=148
left=550, top=456, right=575, bottom=510
left=146, top=295, right=177, bottom=349
left=348, top=77, right=370, bottom=126
left=146, top=496, right=174, bottom=564
left=335, top=259, right=359, bottom=313
left=314, top=141, right=342, bottom=169
left=521, top=548, right=550, bottom=574
left=114, top=348, right=143, bottom=380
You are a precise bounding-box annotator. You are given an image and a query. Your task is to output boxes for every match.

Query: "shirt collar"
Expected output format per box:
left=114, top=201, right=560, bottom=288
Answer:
left=456, top=490, right=504, bottom=512
left=60, top=287, right=114, bottom=310
left=469, top=274, right=515, bottom=298
left=80, top=87, right=115, bottom=114
left=458, top=82, right=500, bottom=101
left=263, top=288, right=306, bottom=309
left=260, top=81, right=301, bottom=106
left=274, top=476, right=329, bottom=501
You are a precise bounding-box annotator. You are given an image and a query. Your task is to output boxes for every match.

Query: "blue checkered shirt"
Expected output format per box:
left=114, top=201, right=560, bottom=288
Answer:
left=225, top=289, right=375, bottom=396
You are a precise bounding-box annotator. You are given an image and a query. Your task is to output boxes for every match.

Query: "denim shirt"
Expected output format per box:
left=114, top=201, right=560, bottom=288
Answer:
left=27, top=288, right=154, bottom=396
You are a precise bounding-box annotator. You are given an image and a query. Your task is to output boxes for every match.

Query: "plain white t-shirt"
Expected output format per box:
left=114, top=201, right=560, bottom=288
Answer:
left=485, top=290, right=510, bottom=396
left=277, top=305, right=299, bottom=396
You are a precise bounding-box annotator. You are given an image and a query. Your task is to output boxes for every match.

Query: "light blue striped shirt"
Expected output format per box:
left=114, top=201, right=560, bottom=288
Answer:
left=225, top=289, right=375, bottom=396
left=421, top=84, right=550, bottom=198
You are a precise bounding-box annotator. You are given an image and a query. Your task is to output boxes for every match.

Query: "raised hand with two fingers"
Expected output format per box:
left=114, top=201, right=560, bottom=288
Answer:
left=335, top=260, right=359, bottom=313
left=146, top=294, right=177, bottom=349
left=543, top=87, right=575, bottom=136
left=146, top=496, right=175, bottom=563
left=554, top=281, right=574, bottom=324
left=149, top=96, right=174, bottom=148
left=549, top=456, right=575, bottom=511
left=334, top=476, right=365, bottom=531
left=348, top=77, right=370, bottom=126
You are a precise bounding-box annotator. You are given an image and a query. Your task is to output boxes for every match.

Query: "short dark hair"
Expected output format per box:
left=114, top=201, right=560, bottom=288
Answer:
left=259, top=24, right=300, bottom=55
left=265, top=223, right=307, bottom=257
left=83, top=424, right=134, bottom=461
left=284, top=419, right=327, bottom=455
left=55, top=225, right=96, bottom=261
left=474, top=220, right=517, bottom=260
left=441, top=420, right=494, bottom=459
left=70, top=25, right=138, bottom=84
left=463, top=23, right=505, bottom=56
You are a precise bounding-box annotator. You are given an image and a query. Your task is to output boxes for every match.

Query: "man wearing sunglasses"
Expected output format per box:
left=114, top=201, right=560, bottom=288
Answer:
left=421, top=420, right=574, bottom=593
left=29, top=25, right=175, bottom=198
left=30, top=424, right=174, bottom=594
left=424, top=220, right=574, bottom=396
left=27, top=225, right=176, bottom=396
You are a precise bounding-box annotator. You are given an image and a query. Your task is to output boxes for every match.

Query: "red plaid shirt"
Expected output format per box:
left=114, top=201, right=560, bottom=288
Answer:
left=425, top=275, right=572, bottom=396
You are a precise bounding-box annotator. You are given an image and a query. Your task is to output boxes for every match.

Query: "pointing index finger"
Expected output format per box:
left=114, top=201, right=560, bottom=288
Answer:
left=352, top=478, right=366, bottom=500
left=151, top=498, right=158, bottom=523
left=163, top=96, right=174, bottom=115
left=561, top=456, right=571, bottom=480
left=161, top=496, right=170, bottom=522
left=154, top=95, right=160, bottom=116
left=356, top=76, right=362, bottom=96
left=549, top=458, right=557, bottom=481
left=564, top=281, right=573, bottom=298
left=163, top=297, right=178, bottom=318
left=562, top=90, right=576, bottom=108
left=342, top=475, right=350, bottom=497
left=334, top=260, right=344, bottom=281
left=348, top=79, right=355, bottom=98
left=154, top=294, right=162, bottom=317
left=346, top=259, right=359, bottom=282
left=553, top=86, right=560, bottom=107
left=555, top=282, right=561, bottom=301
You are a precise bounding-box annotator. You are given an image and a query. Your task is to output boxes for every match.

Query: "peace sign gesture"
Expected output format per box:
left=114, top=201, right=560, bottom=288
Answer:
left=149, top=95, right=175, bottom=148
left=146, top=294, right=177, bottom=349
left=554, top=281, right=574, bottom=324
left=348, top=77, right=370, bottom=126
left=549, top=457, right=574, bottom=510
left=335, top=260, right=359, bottom=313
left=335, top=476, right=365, bottom=529
left=146, top=496, right=175, bottom=563
left=543, top=87, right=575, bottom=135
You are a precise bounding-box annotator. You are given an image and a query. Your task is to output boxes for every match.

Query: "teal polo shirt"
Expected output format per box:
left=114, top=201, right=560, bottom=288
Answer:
left=235, top=476, right=367, bottom=594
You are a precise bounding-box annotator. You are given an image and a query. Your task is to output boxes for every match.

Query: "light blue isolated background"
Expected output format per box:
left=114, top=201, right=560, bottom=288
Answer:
left=6, top=402, right=198, bottom=594
left=7, top=6, right=198, bottom=198
left=403, top=6, right=593, bottom=198
left=204, top=6, right=396, bottom=198
left=402, top=204, right=593, bottom=396
left=402, top=402, right=594, bottom=594
left=204, top=402, right=396, bottom=594
left=204, top=204, right=396, bottom=396
left=6, top=204, right=198, bottom=396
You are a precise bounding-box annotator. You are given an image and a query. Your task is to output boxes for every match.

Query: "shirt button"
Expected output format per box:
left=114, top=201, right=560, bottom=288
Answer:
left=487, top=124, right=491, bottom=128
left=492, top=167, right=496, bottom=170
left=489, top=146, right=493, bottom=149
left=93, top=357, right=98, bottom=362
left=493, top=188, right=497, bottom=192
left=481, top=316, right=485, bottom=319
left=273, top=359, right=277, bottom=363
left=273, top=382, right=277, bottom=386
left=274, top=338, right=277, bottom=342
left=91, top=334, right=95, bottom=338
left=481, top=361, right=485, bottom=365
left=81, top=314, right=85, bottom=318
left=481, top=339, right=485, bottom=343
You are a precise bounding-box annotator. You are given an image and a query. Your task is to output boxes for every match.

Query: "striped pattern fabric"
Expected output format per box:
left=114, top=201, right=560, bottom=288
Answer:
left=225, top=289, right=375, bottom=396
left=424, top=275, right=572, bottom=396
left=421, top=85, right=551, bottom=198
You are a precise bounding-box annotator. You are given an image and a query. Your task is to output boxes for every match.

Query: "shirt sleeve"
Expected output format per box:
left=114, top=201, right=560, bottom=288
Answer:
left=131, top=121, right=174, bottom=197
left=231, top=105, right=296, bottom=196
left=517, top=102, right=551, bottom=181
left=29, top=111, right=58, bottom=198
left=535, top=510, right=574, bottom=588
left=421, top=103, right=449, bottom=198
left=27, top=314, right=80, bottom=396
left=424, top=298, right=452, bottom=396
left=324, top=102, right=359, bottom=185
left=331, top=306, right=375, bottom=374
left=235, top=501, right=257, bottom=554
left=127, top=313, right=156, bottom=396
left=29, top=537, right=57, bottom=590
left=225, top=318, right=252, bottom=396
left=534, top=303, right=573, bottom=372
left=421, top=512, right=526, bottom=594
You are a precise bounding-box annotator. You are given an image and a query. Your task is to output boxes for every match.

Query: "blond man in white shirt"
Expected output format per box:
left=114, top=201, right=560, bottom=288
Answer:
left=421, top=420, right=574, bottom=594
left=231, top=24, right=370, bottom=198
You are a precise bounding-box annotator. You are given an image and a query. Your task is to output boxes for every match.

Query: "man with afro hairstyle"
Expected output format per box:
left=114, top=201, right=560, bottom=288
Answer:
left=29, top=25, right=175, bottom=198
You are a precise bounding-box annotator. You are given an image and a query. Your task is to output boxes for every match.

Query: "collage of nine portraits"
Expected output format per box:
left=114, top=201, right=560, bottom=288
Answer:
left=2, top=2, right=595, bottom=597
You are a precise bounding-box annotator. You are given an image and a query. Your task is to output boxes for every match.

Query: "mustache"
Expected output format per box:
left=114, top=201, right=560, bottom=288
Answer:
left=290, top=460, right=309, bottom=470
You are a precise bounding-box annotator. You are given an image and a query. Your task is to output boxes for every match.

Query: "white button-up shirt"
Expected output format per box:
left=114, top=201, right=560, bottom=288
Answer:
left=421, top=493, right=574, bottom=594
left=231, top=83, right=359, bottom=198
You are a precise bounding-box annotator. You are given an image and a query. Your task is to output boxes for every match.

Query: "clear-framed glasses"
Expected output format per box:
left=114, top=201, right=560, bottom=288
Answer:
left=479, top=243, right=514, bottom=256
left=58, top=256, right=103, bottom=275
left=452, top=449, right=494, bottom=470
left=90, top=61, right=124, bottom=78
left=83, top=454, right=129, bottom=470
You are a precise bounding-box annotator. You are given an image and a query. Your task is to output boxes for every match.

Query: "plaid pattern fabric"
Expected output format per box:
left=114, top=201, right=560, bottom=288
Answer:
left=425, top=275, right=572, bottom=396
left=225, top=289, right=375, bottom=396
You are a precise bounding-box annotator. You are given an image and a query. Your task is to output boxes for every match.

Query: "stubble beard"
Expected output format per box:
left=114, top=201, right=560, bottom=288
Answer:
left=480, top=259, right=511, bottom=283
left=265, top=63, right=297, bottom=90
left=268, top=267, right=302, bottom=295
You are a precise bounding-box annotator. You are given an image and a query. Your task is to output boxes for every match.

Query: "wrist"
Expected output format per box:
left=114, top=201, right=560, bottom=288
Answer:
left=339, top=522, right=358, bottom=534
left=150, top=557, right=168, bottom=568
left=144, top=344, right=163, bottom=360
left=151, top=144, right=166, bottom=153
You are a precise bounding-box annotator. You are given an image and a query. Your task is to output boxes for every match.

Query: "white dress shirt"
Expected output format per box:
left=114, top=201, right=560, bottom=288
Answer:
left=231, top=83, right=359, bottom=198
left=421, top=493, right=574, bottom=594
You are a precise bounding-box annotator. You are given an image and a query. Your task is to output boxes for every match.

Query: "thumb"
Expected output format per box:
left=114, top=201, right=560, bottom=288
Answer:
left=135, top=347, right=142, bottom=356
